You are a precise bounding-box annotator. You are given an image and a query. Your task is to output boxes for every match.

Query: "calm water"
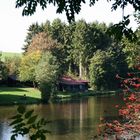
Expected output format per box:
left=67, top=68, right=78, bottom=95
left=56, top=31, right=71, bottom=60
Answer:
left=0, top=95, right=125, bottom=140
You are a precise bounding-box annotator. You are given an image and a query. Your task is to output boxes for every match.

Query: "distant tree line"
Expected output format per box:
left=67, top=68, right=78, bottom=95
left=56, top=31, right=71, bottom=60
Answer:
left=1, top=19, right=140, bottom=100
left=20, top=19, right=140, bottom=90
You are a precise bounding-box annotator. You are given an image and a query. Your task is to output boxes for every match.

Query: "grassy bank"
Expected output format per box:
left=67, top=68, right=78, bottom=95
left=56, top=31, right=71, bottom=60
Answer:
left=53, top=89, right=122, bottom=101
left=0, top=86, right=122, bottom=105
left=0, top=87, right=41, bottom=105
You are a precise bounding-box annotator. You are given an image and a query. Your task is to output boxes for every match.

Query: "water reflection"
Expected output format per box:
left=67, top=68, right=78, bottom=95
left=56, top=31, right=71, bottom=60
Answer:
left=0, top=95, right=124, bottom=140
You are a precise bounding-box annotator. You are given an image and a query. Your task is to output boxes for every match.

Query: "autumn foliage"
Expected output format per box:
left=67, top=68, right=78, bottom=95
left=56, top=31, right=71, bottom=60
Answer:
left=96, top=65, right=140, bottom=139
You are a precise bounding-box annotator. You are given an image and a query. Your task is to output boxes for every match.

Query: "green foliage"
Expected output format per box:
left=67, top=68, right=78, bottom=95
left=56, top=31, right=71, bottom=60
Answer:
left=48, top=19, right=73, bottom=73
left=72, top=20, right=89, bottom=78
left=4, top=56, right=21, bottom=75
left=89, top=50, right=108, bottom=90
left=25, top=19, right=74, bottom=73
left=15, top=0, right=140, bottom=24
left=0, top=54, right=8, bottom=80
left=10, top=106, right=50, bottom=140
left=122, top=29, right=140, bottom=68
left=16, top=18, right=140, bottom=92
left=19, top=51, right=41, bottom=82
left=107, top=16, right=137, bottom=42
left=15, top=0, right=140, bottom=41
left=36, top=52, right=60, bottom=84
left=15, top=0, right=87, bottom=23
left=21, top=19, right=136, bottom=90
left=71, top=20, right=111, bottom=78
left=35, top=52, right=60, bottom=102
left=89, top=47, right=128, bottom=90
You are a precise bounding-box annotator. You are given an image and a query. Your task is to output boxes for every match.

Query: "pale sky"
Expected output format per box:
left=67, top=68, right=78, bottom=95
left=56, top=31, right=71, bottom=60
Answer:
left=0, top=0, right=138, bottom=53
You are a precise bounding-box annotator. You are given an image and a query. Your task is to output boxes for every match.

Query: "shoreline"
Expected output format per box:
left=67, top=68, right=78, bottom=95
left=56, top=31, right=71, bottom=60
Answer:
left=0, top=86, right=122, bottom=105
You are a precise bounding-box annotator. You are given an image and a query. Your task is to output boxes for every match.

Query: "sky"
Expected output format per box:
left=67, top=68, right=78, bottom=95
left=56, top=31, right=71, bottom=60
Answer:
left=0, top=0, right=138, bottom=53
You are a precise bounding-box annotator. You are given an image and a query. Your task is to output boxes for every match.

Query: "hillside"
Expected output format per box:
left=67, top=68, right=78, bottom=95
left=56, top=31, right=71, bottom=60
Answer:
left=1, top=52, right=22, bottom=61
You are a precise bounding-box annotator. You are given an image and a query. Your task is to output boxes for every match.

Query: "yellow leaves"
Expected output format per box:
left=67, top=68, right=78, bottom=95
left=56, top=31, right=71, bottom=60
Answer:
left=19, top=51, right=41, bottom=81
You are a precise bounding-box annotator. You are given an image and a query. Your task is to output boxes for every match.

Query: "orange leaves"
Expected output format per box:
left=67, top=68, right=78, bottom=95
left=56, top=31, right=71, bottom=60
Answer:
left=27, top=32, right=59, bottom=53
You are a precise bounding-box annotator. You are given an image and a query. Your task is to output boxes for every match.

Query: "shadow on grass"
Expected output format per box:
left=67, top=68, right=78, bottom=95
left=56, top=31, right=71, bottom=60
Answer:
left=0, top=94, right=41, bottom=105
left=0, top=87, right=28, bottom=92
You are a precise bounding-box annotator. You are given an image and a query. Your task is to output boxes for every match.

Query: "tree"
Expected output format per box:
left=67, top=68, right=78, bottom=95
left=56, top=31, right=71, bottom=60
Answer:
left=26, top=31, right=65, bottom=72
left=4, top=56, right=21, bottom=76
left=89, top=50, right=110, bottom=90
left=49, top=19, right=73, bottom=73
left=0, top=59, right=8, bottom=80
left=89, top=46, right=128, bottom=90
left=15, top=0, right=140, bottom=23
left=27, top=32, right=59, bottom=53
left=72, top=20, right=111, bottom=79
left=15, top=0, right=140, bottom=40
left=122, top=29, right=140, bottom=68
left=19, top=51, right=41, bottom=86
left=72, top=20, right=89, bottom=78
left=35, top=52, right=60, bottom=102
left=0, top=53, right=8, bottom=80
left=23, top=22, right=44, bottom=52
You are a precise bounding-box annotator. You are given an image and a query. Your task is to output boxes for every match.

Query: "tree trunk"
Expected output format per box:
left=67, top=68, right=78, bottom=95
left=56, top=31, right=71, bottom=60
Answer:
left=84, top=65, right=88, bottom=79
left=79, top=56, right=82, bottom=78
left=33, top=81, right=36, bottom=88
left=68, top=62, right=72, bottom=74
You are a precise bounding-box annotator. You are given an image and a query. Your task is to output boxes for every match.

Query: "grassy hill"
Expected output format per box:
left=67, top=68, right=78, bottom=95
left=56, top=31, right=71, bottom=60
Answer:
left=1, top=52, right=22, bottom=61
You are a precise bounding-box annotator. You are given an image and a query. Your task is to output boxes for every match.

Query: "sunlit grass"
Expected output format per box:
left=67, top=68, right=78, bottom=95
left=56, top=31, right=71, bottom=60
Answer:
left=1, top=52, right=22, bottom=58
left=0, top=87, right=41, bottom=105
left=1, top=52, right=22, bottom=61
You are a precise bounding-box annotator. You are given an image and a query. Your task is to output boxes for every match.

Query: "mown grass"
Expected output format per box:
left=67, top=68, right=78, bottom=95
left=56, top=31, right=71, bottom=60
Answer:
left=0, top=87, right=41, bottom=105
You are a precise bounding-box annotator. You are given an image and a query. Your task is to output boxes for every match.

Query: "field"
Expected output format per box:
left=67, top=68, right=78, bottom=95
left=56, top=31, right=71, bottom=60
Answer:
left=0, top=87, right=41, bottom=105
left=1, top=52, right=22, bottom=60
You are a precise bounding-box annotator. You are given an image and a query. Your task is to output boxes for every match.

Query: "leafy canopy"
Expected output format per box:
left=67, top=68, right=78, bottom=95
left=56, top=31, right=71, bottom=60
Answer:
left=15, top=0, right=140, bottom=41
left=19, top=51, right=41, bottom=82
left=15, top=0, right=140, bottom=23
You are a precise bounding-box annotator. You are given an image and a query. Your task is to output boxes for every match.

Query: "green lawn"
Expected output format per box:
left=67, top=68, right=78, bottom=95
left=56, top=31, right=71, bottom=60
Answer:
left=0, top=87, right=41, bottom=105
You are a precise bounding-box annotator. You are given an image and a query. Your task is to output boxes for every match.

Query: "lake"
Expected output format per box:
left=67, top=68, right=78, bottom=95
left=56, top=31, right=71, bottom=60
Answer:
left=0, top=95, right=125, bottom=140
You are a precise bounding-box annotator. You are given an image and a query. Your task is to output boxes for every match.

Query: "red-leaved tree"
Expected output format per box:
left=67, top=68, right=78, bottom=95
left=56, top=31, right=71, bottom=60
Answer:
left=95, top=65, right=140, bottom=139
